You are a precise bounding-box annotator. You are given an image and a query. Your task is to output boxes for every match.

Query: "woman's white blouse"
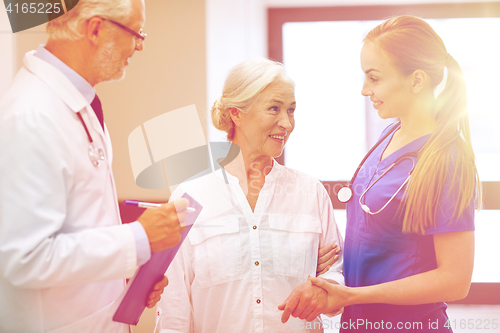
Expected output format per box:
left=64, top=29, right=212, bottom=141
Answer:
left=158, top=162, right=344, bottom=333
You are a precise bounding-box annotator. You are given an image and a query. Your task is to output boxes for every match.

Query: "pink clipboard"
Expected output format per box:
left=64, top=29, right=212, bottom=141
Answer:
left=112, top=193, right=202, bottom=325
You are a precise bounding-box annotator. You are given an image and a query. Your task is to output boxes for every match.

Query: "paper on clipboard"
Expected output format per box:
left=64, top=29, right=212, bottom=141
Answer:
left=112, top=192, right=202, bottom=325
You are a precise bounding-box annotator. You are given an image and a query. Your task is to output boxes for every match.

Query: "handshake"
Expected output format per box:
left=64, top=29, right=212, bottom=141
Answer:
left=278, top=276, right=345, bottom=323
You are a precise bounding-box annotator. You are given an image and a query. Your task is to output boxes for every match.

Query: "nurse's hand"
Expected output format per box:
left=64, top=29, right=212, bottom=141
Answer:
left=278, top=279, right=341, bottom=323
left=146, top=275, right=169, bottom=308
left=138, top=198, right=189, bottom=252
left=317, top=244, right=341, bottom=275
left=308, top=276, right=350, bottom=314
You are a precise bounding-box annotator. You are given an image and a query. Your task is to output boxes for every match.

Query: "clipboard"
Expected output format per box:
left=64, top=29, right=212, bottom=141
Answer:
left=112, top=192, right=202, bottom=325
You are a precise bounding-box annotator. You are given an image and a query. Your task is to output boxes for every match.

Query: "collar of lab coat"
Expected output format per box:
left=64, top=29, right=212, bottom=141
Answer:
left=24, top=50, right=88, bottom=113
left=33, top=45, right=95, bottom=104
left=23, top=50, right=107, bottom=139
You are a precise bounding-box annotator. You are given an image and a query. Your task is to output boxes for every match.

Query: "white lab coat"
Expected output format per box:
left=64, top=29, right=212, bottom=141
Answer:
left=0, top=51, right=137, bottom=332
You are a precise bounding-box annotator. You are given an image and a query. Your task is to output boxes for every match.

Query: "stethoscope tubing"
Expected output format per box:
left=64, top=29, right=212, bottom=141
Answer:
left=348, top=122, right=401, bottom=188
left=358, top=155, right=416, bottom=214
left=338, top=122, right=401, bottom=203
left=76, top=111, right=105, bottom=167
left=76, top=112, right=94, bottom=144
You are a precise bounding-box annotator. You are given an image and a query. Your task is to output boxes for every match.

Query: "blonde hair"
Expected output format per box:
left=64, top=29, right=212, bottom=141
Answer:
left=211, top=58, right=294, bottom=141
left=365, top=15, right=480, bottom=234
left=47, top=0, right=133, bottom=40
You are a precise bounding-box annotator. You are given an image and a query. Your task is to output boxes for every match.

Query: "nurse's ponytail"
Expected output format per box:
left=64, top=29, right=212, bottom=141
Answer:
left=365, top=15, right=480, bottom=234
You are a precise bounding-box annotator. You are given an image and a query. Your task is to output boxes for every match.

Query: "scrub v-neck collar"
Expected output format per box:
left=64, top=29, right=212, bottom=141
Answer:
left=374, top=125, right=431, bottom=170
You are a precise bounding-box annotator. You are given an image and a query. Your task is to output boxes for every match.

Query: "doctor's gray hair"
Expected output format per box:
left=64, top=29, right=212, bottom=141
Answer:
left=211, top=58, right=294, bottom=141
left=47, top=0, right=133, bottom=40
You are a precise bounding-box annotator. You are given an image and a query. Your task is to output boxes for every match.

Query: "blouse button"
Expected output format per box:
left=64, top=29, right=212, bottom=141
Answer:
left=255, top=261, right=259, bottom=266
left=256, top=299, right=261, bottom=304
left=253, top=225, right=257, bottom=230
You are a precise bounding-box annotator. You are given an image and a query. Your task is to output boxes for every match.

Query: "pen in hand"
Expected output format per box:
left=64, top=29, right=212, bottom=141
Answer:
left=124, top=200, right=196, bottom=212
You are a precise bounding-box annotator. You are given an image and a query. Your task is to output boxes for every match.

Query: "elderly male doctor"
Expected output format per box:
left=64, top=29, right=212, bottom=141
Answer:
left=0, top=0, right=188, bottom=332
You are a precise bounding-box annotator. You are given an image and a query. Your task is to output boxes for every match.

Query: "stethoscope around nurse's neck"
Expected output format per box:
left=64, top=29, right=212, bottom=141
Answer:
left=76, top=112, right=105, bottom=167
left=337, top=122, right=418, bottom=214
left=358, top=153, right=416, bottom=214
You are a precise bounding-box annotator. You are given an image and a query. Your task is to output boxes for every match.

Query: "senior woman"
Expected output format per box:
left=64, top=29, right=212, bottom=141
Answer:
left=156, top=58, right=343, bottom=333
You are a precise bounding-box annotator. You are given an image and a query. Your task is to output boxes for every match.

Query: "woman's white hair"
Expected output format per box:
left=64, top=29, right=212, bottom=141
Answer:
left=47, top=0, right=133, bottom=40
left=211, top=58, right=295, bottom=141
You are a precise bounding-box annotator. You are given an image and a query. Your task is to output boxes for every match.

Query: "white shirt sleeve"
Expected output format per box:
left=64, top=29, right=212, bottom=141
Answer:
left=316, top=182, right=345, bottom=286
left=157, top=244, right=194, bottom=333
left=157, top=187, right=194, bottom=333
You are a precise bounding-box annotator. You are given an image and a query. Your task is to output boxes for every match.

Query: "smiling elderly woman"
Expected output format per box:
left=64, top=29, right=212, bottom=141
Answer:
left=156, top=58, right=344, bottom=333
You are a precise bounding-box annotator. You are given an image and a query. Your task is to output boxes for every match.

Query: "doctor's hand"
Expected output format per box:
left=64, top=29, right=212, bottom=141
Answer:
left=146, top=275, right=169, bottom=308
left=317, top=244, right=341, bottom=275
left=138, top=198, right=189, bottom=252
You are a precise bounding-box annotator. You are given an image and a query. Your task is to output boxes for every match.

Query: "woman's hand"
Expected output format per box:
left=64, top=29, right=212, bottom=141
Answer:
left=146, top=275, right=169, bottom=308
left=317, top=244, right=341, bottom=275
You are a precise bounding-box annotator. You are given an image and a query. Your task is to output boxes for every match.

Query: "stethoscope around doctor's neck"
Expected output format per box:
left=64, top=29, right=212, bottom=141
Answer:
left=337, top=122, right=418, bottom=215
left=76, top=112, right=105, bottom=167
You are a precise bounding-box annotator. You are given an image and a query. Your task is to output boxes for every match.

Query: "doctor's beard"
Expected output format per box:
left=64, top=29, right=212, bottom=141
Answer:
left=94, top=39, right=126, bottom=83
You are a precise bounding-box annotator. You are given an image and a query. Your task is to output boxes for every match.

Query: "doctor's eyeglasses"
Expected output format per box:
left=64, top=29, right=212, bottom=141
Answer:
left=358, top=155, right=416, bottom=215
left=98, top=17, right=147, bottom=48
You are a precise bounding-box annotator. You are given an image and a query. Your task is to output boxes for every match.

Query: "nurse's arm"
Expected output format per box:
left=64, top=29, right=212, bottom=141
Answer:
left=309, top=230, right=474, bottom=312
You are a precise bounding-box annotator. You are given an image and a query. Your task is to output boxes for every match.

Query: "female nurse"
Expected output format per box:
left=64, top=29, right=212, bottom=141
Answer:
left=280, top=15, right=480, bottom=331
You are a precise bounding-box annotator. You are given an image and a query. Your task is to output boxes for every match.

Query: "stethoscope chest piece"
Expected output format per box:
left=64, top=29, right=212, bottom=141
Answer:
left=88, top=144, right=105, bottom=167
left=338, top=186, right=353, bottom=203
left=77, top=111, right=105, bottom=167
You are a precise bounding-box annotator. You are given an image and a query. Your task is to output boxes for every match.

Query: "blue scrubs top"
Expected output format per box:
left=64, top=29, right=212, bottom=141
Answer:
left=342, top=123, right=475, bottom=332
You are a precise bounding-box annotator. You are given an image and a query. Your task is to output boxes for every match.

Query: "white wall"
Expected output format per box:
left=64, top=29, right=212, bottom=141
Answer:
left=205, top=0, right=267, bottom=142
